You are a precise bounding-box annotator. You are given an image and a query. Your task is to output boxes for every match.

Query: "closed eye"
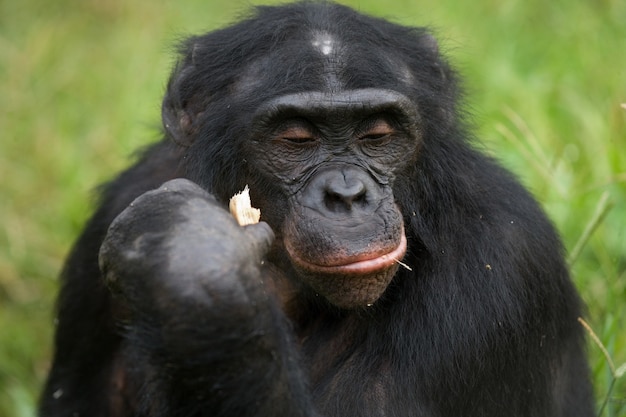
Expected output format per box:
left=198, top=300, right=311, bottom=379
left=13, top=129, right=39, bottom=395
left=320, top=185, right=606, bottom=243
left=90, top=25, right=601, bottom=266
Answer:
left=275, top=124, right=317, bottom=145
left=358, top=119, right=395, bottom=143
left=281, top=135, right=316, bottom=144
left=361, top=132, right=390, bottom=141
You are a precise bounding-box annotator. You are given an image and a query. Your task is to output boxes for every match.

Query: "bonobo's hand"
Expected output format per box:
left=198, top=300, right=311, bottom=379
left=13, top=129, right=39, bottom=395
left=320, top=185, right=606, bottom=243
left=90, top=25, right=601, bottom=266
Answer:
left=98, top=178, right=275, bottom=317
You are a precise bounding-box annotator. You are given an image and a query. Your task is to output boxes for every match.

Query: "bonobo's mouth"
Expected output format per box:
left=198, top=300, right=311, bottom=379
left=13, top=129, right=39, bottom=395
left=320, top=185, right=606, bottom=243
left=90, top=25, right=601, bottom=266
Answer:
left=288, top=233, right=407, bottom=276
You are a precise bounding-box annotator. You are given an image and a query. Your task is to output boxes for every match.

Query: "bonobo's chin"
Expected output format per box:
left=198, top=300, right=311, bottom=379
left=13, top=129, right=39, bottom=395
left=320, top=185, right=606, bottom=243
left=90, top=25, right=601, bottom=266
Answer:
left=287, top=234, right=407, bottom=309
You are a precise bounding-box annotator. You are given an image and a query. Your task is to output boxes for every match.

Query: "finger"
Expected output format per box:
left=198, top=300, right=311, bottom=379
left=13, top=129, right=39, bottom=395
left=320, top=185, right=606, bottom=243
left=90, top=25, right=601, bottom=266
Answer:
left=243, top=222, right=275, bottom=255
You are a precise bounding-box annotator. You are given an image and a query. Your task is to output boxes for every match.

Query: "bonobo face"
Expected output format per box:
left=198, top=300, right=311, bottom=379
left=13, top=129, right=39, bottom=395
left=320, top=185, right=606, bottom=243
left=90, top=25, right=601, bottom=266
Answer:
left=248, top=89, right=421, bottom=308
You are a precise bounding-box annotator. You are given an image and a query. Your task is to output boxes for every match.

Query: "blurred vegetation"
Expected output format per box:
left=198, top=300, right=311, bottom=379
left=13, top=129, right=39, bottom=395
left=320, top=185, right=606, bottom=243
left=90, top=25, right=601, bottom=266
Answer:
left=0, top=0, right=624, bottom=415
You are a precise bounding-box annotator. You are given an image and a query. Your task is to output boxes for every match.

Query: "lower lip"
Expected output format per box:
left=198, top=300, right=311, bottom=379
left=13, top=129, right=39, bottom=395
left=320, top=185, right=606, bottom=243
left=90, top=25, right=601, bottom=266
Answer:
left=292, top=233, right=407, bottom=276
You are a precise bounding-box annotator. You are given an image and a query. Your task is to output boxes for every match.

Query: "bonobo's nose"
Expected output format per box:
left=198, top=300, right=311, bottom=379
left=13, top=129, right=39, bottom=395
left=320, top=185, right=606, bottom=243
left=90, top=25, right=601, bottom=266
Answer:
left=300, top=166, right=382, bottom=216
left=323, top=174, right=367, bottom=211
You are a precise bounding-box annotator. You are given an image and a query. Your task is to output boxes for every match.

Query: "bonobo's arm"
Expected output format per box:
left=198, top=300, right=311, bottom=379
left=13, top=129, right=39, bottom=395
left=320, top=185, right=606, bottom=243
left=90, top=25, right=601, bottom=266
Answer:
left=99, top=179, right=314, bottom=417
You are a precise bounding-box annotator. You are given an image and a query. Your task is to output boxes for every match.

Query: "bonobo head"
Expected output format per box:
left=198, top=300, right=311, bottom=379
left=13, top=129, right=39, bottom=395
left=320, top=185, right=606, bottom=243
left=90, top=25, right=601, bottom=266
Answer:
left=161, top=3, right=456, bottom=309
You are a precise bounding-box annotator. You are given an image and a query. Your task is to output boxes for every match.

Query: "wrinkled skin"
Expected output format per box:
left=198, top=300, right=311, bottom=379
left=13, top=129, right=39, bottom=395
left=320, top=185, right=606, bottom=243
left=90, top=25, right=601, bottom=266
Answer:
left=247, top=89, right=418, bottom=308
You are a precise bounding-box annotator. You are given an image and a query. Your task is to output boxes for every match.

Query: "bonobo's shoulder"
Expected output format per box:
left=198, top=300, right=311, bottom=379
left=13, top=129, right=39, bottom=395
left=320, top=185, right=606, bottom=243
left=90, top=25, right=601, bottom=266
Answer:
left=96, top=141, right=183, bottom=222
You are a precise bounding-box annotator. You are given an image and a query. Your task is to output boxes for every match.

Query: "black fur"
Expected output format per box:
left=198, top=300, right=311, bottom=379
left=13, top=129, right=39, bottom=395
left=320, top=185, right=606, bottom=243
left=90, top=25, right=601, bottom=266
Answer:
left=40, top=3, right=593, bottom=416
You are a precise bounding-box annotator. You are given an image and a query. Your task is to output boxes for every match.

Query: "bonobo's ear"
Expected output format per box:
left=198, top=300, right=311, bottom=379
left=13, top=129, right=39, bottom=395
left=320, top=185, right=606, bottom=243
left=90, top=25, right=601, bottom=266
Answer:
left=161, top=44, right=206, bottom=146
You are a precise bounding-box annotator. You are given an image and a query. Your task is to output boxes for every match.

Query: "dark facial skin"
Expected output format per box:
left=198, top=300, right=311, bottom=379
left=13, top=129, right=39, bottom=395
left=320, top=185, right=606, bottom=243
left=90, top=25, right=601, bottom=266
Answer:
left=246, top=88, right=421, bottom=308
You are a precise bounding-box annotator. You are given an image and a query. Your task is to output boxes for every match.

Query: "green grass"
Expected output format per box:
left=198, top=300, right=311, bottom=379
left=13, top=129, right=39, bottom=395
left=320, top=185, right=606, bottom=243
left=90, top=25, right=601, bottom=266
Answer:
left=1, top=0, right=624, bottom=415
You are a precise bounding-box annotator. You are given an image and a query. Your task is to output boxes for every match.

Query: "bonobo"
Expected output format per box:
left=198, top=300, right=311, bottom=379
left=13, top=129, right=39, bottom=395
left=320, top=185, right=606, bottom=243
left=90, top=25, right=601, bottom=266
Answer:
left=40, top=2, right=594, bottom=417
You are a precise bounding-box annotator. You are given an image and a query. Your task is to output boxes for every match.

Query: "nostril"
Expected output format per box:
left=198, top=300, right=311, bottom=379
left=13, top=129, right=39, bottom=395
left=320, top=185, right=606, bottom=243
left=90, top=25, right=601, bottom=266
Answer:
left=324, top=179, right=367, bottom=212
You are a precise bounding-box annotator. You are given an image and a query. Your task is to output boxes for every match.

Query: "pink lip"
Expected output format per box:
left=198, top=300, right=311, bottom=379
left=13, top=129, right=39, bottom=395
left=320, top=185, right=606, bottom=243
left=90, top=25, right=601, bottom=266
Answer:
left=291, top=233, right=407, bottom=275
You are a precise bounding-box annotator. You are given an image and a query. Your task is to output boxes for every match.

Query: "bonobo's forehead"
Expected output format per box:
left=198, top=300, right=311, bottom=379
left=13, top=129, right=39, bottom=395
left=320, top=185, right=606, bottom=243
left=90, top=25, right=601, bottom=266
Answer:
left=311, top=31, right=337, bottom=56
left=234, top=29, right=414, bottom=96
left=306, top=29, right=415, bottom=87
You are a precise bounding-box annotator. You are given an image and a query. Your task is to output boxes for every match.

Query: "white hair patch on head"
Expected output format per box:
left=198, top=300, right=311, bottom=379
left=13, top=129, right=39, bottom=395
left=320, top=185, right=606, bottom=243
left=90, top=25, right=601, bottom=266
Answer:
left=311, top=31, right=336, bottom=56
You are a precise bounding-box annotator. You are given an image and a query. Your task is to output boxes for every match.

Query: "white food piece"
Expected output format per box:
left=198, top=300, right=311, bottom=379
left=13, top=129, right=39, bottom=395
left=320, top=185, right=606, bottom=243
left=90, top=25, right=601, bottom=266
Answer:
left=229, top=185, right=261, bottom=226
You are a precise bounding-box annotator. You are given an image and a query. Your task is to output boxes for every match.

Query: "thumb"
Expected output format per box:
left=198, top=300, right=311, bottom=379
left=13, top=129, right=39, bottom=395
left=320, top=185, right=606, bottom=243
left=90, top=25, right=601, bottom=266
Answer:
left=243, top=222, right=275, bottom=256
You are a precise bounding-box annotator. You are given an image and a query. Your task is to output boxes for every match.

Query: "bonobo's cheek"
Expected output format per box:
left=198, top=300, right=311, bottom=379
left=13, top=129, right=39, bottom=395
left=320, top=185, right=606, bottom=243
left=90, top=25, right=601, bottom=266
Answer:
left=282, top=205, right=407, bottom=309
